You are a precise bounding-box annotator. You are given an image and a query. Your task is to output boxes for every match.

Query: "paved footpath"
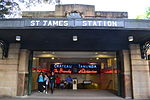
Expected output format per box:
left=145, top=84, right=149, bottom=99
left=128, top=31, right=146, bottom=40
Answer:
left=0, top=97, right=149, bottom=100
left=0, top=96, right=149, bottom=100
left=0, top=90, right=149, bottom=100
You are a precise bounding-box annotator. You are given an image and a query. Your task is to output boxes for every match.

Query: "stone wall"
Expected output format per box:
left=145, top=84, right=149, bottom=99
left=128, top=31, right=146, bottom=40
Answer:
left=22, top=11, right=55, bottom=18
left=0, top=43, right=20, bottom=96
left=100, top=73, right=118, bottom=90
left=95, top=11, right=128, bottom=18
left=0, top=44, right=30, bottom=97
left=22, top=4, right=128, bottom=18
left=130, top=44, right=150, bottom=99
left=55, top=4, right=95, bottom=17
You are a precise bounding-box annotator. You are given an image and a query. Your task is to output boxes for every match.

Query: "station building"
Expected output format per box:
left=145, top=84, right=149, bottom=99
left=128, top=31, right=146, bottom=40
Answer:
left=0, top=4, right=150, bottom=99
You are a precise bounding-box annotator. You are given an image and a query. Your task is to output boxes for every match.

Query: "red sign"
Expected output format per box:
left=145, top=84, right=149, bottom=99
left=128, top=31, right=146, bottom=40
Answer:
left=54, top=68, right=72, bottom=73
left=78, top=68, right=97, bottom=73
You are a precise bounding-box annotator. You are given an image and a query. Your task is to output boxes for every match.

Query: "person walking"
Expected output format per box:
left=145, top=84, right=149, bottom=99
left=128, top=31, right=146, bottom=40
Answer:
left=44, top=73, right=49, bottom=94
left=49, top=71, right=55, bottom=94
left=55, top=75, right=61, bottom=88
left=37, top=72, right=44, bottom=93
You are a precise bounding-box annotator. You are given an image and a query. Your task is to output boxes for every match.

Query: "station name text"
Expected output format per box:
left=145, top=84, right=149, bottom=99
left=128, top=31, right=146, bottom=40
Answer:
left=30, top=20, right=68, bottom=26
left=30, top=20, right=121, bottom=27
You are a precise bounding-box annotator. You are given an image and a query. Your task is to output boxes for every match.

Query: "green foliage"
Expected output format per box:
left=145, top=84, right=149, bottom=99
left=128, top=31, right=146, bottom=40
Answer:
left=136, top=7, right=150, bottom=19
left=0, top=0, right=61, bottom=18
left=146, top=7, right=150, bottom=19
left=18, top=0, right=61, bottom=8
left=0, top=0, right=21, bottom=18
left=0, top=0, right=11, bottom=17
left=136, top=14, right=146, bottom=19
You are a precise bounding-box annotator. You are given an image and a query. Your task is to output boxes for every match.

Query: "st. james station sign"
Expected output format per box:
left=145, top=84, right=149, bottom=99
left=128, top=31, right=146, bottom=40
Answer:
left=27, top=19, right=124, bottom=27
left=0, top=18, right=150, bottom=30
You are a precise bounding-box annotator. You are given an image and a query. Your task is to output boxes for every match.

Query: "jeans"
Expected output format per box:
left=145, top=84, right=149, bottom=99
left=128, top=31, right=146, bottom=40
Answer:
left=50, top=82, right=54, bottom=94
left=50, top=82, right=54, bottom=89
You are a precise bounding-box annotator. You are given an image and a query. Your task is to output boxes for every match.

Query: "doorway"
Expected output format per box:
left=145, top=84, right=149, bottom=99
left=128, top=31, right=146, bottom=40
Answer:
left=29, top=51, right=120, bottom=97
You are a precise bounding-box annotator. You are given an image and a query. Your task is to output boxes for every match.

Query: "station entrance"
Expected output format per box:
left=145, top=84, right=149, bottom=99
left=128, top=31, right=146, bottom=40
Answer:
left=31, top=51, right=119, bottom=96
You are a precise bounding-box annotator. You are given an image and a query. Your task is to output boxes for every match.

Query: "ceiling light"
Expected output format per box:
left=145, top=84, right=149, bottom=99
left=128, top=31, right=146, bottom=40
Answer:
left=96, top=57, right=99, bottom=60
left=16, top=36, right=21, bottom=41
left=95, top=52, right=98, bottom=54
left=42, top=51, right=47, bottom=53
left=128, top=36, right=134, bottom=42
left=73, top=36, right=78, bottom=41
left=51, top=57, right=55, bottom=60
left=54, top=63, right=62, bottom=64
left=52, top=52, right=55, bottom=54
left=89, top=63, right=97, bottom=65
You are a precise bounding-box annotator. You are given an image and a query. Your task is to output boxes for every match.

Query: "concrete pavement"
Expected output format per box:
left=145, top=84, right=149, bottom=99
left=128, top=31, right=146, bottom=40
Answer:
left=0, top=89, right=149, bottom=100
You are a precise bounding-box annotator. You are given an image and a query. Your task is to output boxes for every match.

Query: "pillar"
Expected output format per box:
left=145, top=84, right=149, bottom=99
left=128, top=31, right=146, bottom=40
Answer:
left=17, top=49, right=30, bottom=96
left=129, top=44, right=150, bottom=99
left=0, top=43, right=20, bottom=96
left=122, top=50, right=132, bottom=99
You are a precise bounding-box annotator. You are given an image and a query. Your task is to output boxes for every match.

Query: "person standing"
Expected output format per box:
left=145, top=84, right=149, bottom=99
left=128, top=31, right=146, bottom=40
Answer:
left=55, top=75, right=61, bottom=88
left=44, top=73, right=49, bottom=94
left=49, top=71, right=55, bottom=94
left=37, top=72, right=44, bottom=92
left=66, top=75, right=72, bottom=89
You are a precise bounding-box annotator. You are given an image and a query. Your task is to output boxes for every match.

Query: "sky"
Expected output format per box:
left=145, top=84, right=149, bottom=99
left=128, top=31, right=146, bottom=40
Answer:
left=20, top=0, right=150, bottom=19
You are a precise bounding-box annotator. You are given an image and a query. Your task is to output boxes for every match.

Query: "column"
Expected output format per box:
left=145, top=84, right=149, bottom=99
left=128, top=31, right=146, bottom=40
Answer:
left=122, top=50, right=132, bottom=99
left=130, top=44, right=150, bottom=99
left=17, top=49, right=30, bottom=96
left=0, top=43, right=20, bottom=96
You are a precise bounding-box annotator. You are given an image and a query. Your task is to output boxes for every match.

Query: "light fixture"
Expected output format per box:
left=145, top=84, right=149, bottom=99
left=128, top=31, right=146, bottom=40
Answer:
left=89, top=62, right=97, bottom=65
left=51, top=57, right=55, bottom=60
left=16, top=36, right=21, bottom=41
left=42, top=51, right=47, bottom=53
left=52, top=52, right=55, bottom=54
left=128, top=36, right=134, bottom=42
left=33, top=57, right=36, bottom=60
left=53, top=62, right=63, bottom=64
left=73, top=36, right=78, bottom=41
left=95, top=52, right=98, bottom=54
left=96, top=57, right=99, bottom=60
